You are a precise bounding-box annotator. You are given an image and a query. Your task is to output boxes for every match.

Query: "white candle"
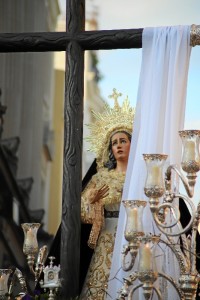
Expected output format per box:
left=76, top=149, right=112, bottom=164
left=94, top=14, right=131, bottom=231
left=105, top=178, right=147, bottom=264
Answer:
left=198, top=223, right=200, bottom=235
left=147, top=165, right=161, bottom=186
left=0, top=276, right=5, bottom=293
left=184, top=140, right=195, bottom=161
left=127, top=208, right=138, bottom=231
left=26, top=228, right=37, bottom=247
left=138, top=243, right=152, bottom=272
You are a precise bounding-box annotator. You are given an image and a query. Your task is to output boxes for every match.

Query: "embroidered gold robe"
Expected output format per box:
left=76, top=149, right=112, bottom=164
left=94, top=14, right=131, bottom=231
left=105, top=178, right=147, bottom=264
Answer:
left=80, top=168, right=125, bottom=300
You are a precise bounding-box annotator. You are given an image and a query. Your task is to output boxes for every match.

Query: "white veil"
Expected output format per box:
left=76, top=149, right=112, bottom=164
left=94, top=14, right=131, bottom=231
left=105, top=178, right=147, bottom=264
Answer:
left=107, top=26, right=191, bottom=299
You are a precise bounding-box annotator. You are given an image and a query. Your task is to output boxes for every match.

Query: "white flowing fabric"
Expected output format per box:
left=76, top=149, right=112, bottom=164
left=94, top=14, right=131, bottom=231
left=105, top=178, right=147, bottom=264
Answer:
left=107, top=26, right=191, bottom=299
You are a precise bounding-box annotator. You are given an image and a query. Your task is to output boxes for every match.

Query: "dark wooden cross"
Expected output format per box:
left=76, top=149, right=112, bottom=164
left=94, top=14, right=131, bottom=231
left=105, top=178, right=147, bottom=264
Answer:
left=0, top=0, right=143, bottom=298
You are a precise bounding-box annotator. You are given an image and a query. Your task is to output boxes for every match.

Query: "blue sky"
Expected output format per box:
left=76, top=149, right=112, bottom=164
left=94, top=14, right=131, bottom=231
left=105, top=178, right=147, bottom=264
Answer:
left=98, top=43, right=200, bottom=129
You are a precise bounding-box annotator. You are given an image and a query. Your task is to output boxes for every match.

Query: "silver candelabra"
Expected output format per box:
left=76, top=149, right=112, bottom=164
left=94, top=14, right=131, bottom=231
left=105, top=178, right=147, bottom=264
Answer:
left=0, top=223, right=61, bottom=299
left=118, top=129, right=200, bottom=300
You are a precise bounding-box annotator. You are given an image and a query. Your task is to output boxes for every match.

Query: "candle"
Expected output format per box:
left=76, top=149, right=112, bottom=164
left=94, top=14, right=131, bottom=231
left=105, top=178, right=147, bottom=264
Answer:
left=127, top=208, right=138, bottom=231
left=0, top=276, right=5, bottom=293
left=198, top=223, right=200, bottom=235
left=26, top=228, right=37, bottom=248
left=138, top=243, right=152, bottom=272
left=184, top=140, right=195, bottom=161
left=147, top=165, right=161, bottom=186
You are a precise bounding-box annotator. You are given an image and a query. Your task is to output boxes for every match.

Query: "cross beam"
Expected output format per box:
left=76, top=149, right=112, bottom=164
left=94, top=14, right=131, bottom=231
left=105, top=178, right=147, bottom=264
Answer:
left=0, top=29, right=142, bottom=52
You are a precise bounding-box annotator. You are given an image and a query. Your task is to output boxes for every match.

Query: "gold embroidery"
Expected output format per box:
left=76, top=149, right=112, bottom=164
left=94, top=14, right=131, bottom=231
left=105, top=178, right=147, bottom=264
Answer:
left=88, top=202, right=104, bottom=249
left=81, top=169, right=125, bottom=248
left=81, top=230, right=116, bottom=300
left=80, top=169, right=124, bottom=298
left=81, top=169, right=125, bottom=219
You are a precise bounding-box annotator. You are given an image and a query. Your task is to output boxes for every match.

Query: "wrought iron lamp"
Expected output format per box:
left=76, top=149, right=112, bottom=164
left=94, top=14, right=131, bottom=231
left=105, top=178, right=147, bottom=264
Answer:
left=118, top=129, right=200, bottom=300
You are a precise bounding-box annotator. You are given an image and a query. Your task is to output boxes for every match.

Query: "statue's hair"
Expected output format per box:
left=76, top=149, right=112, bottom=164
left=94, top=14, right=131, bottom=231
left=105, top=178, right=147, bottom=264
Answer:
left=104, top=131, right=131, bottom=170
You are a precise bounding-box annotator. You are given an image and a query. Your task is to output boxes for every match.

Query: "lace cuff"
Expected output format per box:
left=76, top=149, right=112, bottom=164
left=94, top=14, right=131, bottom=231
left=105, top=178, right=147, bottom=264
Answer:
left=81, top=195, right=95, bottom=224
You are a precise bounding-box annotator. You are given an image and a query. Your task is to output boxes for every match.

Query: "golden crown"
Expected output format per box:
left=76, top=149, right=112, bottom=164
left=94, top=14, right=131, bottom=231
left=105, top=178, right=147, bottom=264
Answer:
left=86, top=88, right=135, bottom=168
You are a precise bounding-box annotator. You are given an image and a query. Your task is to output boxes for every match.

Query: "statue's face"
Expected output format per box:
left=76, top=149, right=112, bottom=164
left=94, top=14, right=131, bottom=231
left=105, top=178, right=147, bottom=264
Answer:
left=111, top=132, right=131, bottom=162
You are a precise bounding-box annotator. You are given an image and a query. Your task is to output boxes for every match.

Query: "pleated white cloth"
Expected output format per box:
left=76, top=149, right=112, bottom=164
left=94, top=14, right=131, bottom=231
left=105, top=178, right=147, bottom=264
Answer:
left=107, top=26, right=191, bottom=299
